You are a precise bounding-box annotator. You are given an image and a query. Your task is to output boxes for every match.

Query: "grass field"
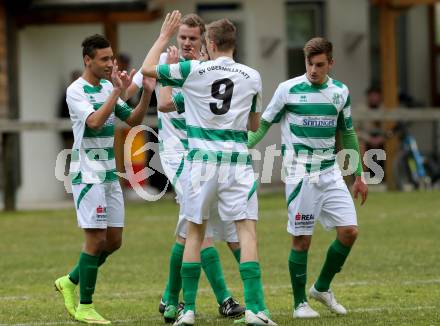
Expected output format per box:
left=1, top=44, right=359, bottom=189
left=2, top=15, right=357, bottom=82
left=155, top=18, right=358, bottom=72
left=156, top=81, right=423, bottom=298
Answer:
left=1, top=191, right=439, bottom=325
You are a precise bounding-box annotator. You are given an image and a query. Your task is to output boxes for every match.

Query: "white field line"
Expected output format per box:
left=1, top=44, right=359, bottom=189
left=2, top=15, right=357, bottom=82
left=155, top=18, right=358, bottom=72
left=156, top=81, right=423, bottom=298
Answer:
left=2, top=278, right=440, bottom=302
left=3, top=305, right=437, bottom=326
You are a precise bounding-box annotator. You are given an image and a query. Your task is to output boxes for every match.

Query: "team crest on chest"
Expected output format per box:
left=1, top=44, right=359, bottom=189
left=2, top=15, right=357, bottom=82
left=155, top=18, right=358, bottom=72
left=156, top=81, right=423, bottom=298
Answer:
left=332, top=93, right=342, bottom=106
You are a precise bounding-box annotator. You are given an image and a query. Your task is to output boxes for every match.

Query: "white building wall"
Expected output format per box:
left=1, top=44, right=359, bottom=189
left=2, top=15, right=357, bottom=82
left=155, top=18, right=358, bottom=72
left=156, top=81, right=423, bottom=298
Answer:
left=18, top=24, right=102, bottom=205
left=407, top=5, right=430, bottom=106
left=326, top=0, right=370, bottom=107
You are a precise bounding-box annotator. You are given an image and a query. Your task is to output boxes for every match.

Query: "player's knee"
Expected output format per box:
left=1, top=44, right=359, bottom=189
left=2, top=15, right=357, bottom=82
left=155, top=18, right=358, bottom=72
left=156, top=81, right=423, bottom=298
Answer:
left=340, top=226, right=358, bottom=245
left=106, top=238, right=122, bottom=253
left=292, top=235, right=312, bottom=251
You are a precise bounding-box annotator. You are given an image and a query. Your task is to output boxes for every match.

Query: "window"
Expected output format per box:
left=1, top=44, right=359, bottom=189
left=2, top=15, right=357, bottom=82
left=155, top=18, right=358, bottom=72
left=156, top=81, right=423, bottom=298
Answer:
left=285, top=1, right=324, bottom=78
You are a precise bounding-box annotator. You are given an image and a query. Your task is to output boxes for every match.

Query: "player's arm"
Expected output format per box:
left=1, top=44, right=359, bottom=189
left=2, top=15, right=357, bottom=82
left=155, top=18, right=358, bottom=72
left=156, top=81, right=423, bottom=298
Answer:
left=124, top=77, right=156, bottom=126
left=248, top=82, right=287, bottom=148
left=141, top=11, right=181, bottom=78
left=158, top=86, right=175, bottom=112
left=157, top=46, right=181, bottom=113
left=121, top=70, right=143, bottom=101
left=86, top=60, right=128, bottom=130
left=337, top=93, right=368, bottom=204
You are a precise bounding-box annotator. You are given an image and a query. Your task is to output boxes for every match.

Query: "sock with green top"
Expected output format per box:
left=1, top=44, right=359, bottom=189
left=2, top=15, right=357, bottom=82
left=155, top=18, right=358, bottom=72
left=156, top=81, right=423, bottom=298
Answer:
left=78, top=252, right=100, bottom=304
left=164, top=242, right=185, bottom=306
left=315, top=239, right=352, bottom=292
left=69, top=251, right=110, bottom=285
left=181, top=262, right=201, bottom=312
left=201, top=247, right=231, bottom=304
left=288, top=249, right=308, bottom=308
left=240, top=261, right=266, bottom=313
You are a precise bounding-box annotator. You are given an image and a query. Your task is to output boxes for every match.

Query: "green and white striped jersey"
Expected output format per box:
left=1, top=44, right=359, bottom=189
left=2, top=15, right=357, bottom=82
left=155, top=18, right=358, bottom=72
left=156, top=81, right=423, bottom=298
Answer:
left=156, top=56, right=262, bottom=165
left=156, top=53, right=188, bottom=153
left=262, top=74, right=353, bottom=173
left=66, top=77, right=132, bottom=184
left=132, top=53, right=188, bottom=153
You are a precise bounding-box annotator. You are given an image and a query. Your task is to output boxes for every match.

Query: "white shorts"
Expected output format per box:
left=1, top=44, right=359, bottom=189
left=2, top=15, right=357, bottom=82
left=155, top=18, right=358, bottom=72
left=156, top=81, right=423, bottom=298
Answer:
left=161, top=153, right=240, bottom=242
left=285, top=168, right=357, bottom=236
left=72, top=182, right=124, bottom=229
left=183, top=161, right=258, bottom=224
left=160, top=151, right=188, bottom=218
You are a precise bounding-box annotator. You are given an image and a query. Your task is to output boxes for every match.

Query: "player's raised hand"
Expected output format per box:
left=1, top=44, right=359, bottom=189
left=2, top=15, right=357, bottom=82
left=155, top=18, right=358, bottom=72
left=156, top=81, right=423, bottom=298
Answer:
left=142, top=76, right=156, bottom=93
left=187, top=47, right=200, bottom=60
left=166, top=46, right=179, bottom=64
left=160, top=10, right=181, bottom=40
left=111, top=59, right=123, bottom=89
left=120, top=68, right=136, bottom=90
left=352, top=176, right=368, bottom=205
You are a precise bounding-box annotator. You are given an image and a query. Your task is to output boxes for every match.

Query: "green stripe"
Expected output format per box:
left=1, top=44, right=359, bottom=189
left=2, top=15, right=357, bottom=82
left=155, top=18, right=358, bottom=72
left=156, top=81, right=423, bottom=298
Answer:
left=290, top=124, right=336, bottom=138
left=172, top=157, right=185, bottom=187
left=293, top=144, right=335, bottom=155
left=305, top=159, right=335, bottom=173
left=171, top=118, right=187, bottom=131
left=187, top=125, right=247, bottom=143
left=179, top=61, right=191, bottom=80
left=76, top=184, right=93, bottom=209
left=271, top=108, right=286, bottom=123
left=158, top=117, right=163, bottom=130
left=158, top=64, right=171, bottom=79
left=285, top=104, right=337, bottom=116
left=344, top=95, right=351, bottom=108
left=83, top=85, right=102, bottom=94
left=187, top=149, right=252, bottom=165
left=332, top=79, right=344, bottom=89
left=71, top=169, right=118, bottom=185
left=250, top=94, right=258, bottom=112
left=289, top=82, right=321, bottom=94
left=71, top=148, right=115, bottom=161
left=287, top=181, right=303, bottom=208
left=248, top=181, right=257, bottom=200
left=181, top=139, right=189, bottom=150
left=115, top=102, right=132, bottom=121
left=84, top=125, right=114, bottom=138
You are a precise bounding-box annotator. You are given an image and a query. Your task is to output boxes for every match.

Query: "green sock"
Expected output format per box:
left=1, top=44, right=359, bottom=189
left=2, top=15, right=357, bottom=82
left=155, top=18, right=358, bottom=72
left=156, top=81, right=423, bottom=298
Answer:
left=181, top=262, right=201, bottom=312
left=165, top=243, right=184, bottom=306
left=68, top=251, right=110, bottom=285
left=240, top=261, right=266, bottom=313
left=79, top=252, right=100, bottom=304
left=232, top=248, right=241, bottom=263
left=201, top=247, right=231, bottom=304
left=288, top=249, right=308, bottom=308
left=315, top=239, right=352, bottom=292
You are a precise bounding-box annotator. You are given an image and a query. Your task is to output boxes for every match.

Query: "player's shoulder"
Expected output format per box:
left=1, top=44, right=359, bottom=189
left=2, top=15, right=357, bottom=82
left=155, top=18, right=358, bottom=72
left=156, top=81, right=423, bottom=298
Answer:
left=158, top=52, right=168, bottom=64
left=330, top=77, right=349, bottom=92
left=66, top=77, right=85, bottom=97
left=277, top=75, right=307, bottom=92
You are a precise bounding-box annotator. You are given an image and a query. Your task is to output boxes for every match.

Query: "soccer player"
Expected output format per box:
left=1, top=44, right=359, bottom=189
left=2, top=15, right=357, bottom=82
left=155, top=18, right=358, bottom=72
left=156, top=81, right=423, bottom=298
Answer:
left=54, top=34, right=155, bottom=324
left=128, top=14, right=244, bottom=323
left=142, top=11, right=277, bottom=326
left=248, top=37, right=368, bottom=319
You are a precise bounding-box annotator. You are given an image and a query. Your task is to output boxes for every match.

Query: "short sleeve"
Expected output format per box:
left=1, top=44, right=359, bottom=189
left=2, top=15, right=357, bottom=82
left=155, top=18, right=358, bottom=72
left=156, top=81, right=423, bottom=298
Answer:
left=337, top=93, right=353, bottom=131
left=115, top=98, right=133, bottom=121
left=261, top=83, right=287, bottom=123
left=172, top=92, right=185, bottom=114
left=156, top=60, right=194, bottom=87
left=251, top=74, right=262, bottom=113
left=132, top=70, right=143, bottom=88
left=66, top=87, right=95, bottom=124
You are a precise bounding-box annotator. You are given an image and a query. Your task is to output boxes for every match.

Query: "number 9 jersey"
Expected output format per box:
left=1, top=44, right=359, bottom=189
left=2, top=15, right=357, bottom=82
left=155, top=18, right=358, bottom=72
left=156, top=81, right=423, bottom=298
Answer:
left=156, top=56, right=262, bottom=164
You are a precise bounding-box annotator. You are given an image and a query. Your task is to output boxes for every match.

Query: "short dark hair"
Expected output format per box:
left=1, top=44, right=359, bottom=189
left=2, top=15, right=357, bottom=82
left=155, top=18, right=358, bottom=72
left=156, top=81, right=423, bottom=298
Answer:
left=303, top=37, right=333, bottom=62
left=181, top=14, right=206, bottom=35
left=82, top=34, right=110, bottom=58
left=206, top=19, right=236, bottom=52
